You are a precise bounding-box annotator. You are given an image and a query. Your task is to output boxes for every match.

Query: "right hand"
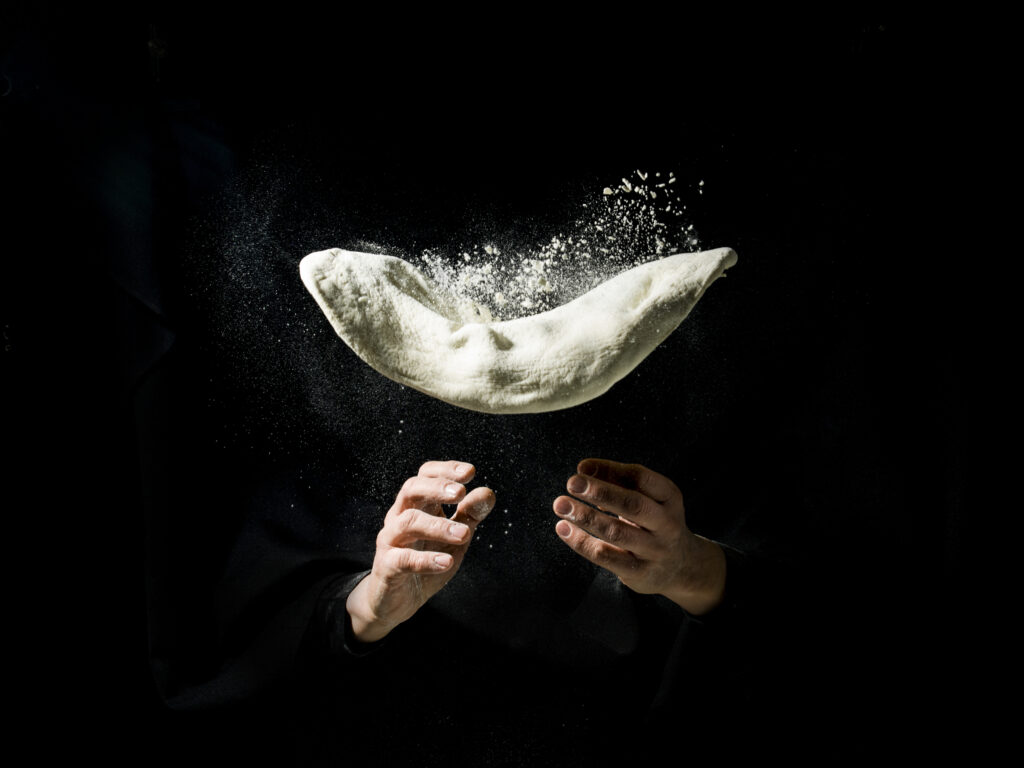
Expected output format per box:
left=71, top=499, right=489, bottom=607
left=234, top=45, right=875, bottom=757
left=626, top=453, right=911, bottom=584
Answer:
left=346, top=460, right=495, bottom=643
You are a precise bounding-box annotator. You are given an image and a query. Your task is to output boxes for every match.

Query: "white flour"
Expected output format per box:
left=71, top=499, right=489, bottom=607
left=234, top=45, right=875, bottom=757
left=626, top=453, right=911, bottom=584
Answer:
left=406, top=169, right=705, bottom=321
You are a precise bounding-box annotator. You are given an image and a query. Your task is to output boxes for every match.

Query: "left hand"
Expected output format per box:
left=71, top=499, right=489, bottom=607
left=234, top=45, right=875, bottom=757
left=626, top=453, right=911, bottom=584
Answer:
left=553, top=458, right=726, bottom=615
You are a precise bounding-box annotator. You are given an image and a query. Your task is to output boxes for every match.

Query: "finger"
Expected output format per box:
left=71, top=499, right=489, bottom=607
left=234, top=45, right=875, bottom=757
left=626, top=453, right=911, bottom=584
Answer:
left=453, top=486, right=496, bottom=525
left=395, top=475, right=466, bottom=515
left=565, top=473, right=659, bottom=529
left=377, top=546, right=455, bottom=579
left=552, top=495, right=655, bottom=556
left=554, top=519, right=642, bottom=579
left=418, top=460, right=476, bottom=483
left=381, top=507, right=472, bottom=548
left=577, top=459, right=678, bottom=504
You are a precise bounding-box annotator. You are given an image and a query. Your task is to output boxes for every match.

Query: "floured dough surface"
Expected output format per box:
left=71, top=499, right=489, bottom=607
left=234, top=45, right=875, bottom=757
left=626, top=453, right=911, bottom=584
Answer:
left=300, top=247, right=738, bottom=414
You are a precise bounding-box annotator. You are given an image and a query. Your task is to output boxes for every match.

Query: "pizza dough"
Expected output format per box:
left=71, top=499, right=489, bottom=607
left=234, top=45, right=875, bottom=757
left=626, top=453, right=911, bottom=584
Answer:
left=300, top=247, right=738, bottom=414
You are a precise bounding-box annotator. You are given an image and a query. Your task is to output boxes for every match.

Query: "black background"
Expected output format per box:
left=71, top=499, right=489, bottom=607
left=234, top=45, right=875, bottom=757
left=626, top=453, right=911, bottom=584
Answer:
left=4, top=7, right=969, bottom=764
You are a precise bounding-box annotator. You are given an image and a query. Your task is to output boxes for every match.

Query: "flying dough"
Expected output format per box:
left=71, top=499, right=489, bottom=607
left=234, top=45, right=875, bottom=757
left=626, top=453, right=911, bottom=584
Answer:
left=300, top=247, right=737, bottom=414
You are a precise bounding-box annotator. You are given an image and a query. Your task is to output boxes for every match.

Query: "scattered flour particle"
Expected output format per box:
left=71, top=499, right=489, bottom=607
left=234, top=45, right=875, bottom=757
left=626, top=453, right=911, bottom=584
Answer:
left=401, top=170, right=705, bottom=320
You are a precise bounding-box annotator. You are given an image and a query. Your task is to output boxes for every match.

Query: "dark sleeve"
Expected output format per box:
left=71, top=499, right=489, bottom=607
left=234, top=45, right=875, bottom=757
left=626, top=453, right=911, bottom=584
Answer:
left=135, top=349, right=382, bottom=711
left=64, top=82, right=383, bottom=710
left=694, top=540, right=761, bottom=622
left=641, top=541, right=800, bottom=758
left=310, top=569, right=389, bottom=658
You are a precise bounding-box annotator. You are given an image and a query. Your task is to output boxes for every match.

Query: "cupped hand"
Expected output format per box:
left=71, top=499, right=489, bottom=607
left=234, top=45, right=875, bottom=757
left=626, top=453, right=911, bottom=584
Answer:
left=553, top=459, right=726, bottom=615
left=347, top=460, right=495, bottom=642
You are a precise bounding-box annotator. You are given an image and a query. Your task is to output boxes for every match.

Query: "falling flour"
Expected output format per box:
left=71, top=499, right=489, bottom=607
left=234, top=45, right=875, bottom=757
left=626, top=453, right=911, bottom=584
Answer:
left=407, top=169, right=705, bottom=321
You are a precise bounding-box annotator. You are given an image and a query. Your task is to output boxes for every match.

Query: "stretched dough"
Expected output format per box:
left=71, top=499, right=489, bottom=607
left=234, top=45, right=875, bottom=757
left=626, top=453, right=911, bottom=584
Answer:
left=300, top=247, right=737, bottom=414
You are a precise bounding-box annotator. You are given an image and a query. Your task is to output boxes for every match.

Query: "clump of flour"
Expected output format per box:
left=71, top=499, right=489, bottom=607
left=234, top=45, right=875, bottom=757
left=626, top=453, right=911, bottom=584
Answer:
left=360, top=170, right=705, bottom=323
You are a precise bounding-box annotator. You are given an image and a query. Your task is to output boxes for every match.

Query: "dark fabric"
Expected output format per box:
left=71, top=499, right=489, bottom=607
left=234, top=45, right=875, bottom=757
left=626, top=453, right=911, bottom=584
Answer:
left=316, top=570, right=376, bottom=657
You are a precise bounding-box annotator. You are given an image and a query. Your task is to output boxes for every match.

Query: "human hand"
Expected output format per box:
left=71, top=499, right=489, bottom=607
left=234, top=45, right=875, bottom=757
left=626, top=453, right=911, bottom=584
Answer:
left=553, top=459, right=726, bottom=615
left=347, top=460, right=495, bottom=643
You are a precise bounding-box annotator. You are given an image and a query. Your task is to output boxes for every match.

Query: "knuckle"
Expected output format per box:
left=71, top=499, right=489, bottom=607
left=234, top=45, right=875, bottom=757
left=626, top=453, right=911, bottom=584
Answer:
left=599, top=525, right=619, bottom=546
left=601, top=522, right=625, bottom=546
left=394, top=548, right=415, bottom=572
left=376, top=549, right=400, bottom=580
left=590, top=484, right=610, bottom=507
left=399, top=510, right=419, bottom=534
left=570, top=503, right=592, bottom=526
left=622, top=492, right=643, bottom=516
left=590, top=539, right=615, bottom=563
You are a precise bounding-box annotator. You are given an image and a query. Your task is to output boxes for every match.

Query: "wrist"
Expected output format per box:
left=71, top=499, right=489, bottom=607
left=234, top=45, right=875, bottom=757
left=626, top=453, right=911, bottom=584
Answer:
left=346, top=575, right=396, bottom=644
left=663, top=535, right=727, bottom=616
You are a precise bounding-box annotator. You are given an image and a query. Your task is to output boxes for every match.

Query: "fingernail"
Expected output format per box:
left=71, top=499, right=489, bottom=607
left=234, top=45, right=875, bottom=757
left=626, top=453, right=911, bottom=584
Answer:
left=556, top=521, right=572, bottom=538
left=567, top=476, right=586, bottom=494
left=455, top=463, right=472, bottom=475
left=434, top=554, right=452, bottom=568
left=578, top=461, right=596, bottom=476
left=553, top=498, right=572, bottom=517
left=445, top=483, right=461, bottom=499
left=449, top=522, right=469, bottom=539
